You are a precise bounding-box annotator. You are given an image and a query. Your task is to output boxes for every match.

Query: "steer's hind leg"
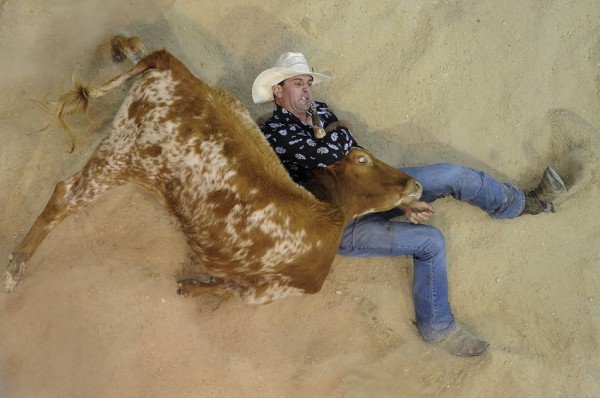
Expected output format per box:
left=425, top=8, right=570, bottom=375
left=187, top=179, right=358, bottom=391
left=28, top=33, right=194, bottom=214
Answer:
left=5, top=167, right=121, bottom=292
left=177, top=276, right=228, bottom=298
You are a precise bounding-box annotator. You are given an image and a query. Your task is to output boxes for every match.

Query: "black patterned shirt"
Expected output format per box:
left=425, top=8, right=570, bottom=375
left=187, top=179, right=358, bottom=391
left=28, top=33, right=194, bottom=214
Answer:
left=259, top=101, right=358, bottom=185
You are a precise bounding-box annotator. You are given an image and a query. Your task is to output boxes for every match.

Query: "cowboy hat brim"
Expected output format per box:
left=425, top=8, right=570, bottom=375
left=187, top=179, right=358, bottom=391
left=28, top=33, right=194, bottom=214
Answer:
left=252, top=66, right=332, bottom=104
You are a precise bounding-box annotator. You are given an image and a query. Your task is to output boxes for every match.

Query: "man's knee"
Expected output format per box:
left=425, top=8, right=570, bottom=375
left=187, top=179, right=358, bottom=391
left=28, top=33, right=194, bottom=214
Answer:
left=412, top=225, right=446, bottom=260
left=440, top=163, right=477, bottom=187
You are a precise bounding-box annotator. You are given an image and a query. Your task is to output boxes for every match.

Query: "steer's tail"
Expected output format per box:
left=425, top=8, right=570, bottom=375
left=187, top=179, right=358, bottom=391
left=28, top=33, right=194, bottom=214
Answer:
left=57, top=49, right=174, bottom=152
left=57, top=58, right=151, bottom=152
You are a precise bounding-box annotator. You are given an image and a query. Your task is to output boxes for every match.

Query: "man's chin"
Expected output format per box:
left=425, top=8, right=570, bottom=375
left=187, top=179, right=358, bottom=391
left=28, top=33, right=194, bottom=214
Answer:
left=299, top=100, right=311, bottom=109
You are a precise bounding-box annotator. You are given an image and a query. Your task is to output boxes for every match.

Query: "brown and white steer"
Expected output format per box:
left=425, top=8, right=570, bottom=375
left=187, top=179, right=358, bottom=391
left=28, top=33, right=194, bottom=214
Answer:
left=4, top=50, right=422, bottom=304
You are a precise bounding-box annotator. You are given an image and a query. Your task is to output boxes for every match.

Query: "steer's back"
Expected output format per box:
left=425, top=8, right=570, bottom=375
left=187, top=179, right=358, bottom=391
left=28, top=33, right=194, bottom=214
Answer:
left=94, top=50, right=345, bottom=287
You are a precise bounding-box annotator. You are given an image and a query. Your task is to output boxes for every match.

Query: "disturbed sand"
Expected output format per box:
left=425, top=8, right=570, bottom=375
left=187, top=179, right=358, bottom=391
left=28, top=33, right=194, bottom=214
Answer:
left=1, top=1, right=599, bottom=397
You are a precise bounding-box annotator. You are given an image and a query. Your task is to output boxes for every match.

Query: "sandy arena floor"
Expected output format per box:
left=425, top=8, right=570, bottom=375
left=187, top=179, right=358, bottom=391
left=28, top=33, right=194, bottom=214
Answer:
left=1, top=1, right=599, bottom=397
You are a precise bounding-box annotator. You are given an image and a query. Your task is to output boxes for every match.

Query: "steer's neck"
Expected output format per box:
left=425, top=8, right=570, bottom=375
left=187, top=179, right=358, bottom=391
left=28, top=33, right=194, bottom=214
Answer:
left=306, top=170, right=355, bottom=223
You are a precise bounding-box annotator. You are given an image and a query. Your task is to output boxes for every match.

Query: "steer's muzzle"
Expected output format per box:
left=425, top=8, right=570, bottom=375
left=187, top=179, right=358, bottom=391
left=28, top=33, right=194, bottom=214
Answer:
left=397, top=178, right=423, bottom=206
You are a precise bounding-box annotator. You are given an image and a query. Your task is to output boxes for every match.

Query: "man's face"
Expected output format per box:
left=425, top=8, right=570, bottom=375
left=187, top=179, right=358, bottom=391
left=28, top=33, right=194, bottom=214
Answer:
left=274, top=75, right=314, bottom=116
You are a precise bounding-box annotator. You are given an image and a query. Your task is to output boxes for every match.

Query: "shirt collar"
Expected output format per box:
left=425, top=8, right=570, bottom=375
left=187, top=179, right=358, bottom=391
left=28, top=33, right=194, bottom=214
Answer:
left=273, top=103, right=314, bottom=126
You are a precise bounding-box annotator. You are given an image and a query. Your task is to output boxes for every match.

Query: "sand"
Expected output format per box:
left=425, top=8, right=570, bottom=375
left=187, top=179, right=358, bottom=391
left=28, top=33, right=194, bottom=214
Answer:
left=1, top=0, right=599, bottom=397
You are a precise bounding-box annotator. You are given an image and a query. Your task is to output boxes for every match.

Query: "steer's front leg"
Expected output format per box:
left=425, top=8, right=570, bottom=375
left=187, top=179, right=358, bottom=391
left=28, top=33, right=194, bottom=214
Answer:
left=5, top=169, right=116, bottom=292
left=4, top=206, right=62, bottom=292
left=4, top=254, right=25, bottom=293
left=4, top=183, right=69, bottom=292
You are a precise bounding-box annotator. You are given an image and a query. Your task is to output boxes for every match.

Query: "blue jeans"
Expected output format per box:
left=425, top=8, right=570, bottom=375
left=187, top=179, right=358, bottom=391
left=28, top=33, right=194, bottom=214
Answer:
left=337, top=163, right=525, bottom=341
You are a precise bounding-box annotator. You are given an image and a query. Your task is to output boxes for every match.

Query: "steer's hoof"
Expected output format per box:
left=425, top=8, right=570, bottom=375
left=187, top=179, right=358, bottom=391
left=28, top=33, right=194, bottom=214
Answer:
left=4, top=270, right=20, bottom=293
left=4, top=254, right=24, bottom=293
left=177, top=275, right=224, bottom=297
left=111, top=35, right=146, bottom=64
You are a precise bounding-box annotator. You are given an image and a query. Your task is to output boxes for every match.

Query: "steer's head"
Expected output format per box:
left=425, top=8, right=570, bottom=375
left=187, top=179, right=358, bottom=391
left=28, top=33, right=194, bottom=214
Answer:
left=310, top=147, right=423, bottom=220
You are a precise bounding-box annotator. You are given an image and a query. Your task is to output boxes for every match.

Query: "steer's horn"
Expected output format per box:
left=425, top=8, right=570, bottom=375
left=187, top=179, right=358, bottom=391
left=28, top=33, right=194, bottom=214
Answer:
left=310, top=106, right=326, bottom=139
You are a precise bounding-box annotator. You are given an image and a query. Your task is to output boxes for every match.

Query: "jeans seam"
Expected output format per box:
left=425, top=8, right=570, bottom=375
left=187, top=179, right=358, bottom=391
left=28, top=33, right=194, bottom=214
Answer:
left=344, top=244, right=423, bottom=252
left=427, top=258, right=437, bottom=322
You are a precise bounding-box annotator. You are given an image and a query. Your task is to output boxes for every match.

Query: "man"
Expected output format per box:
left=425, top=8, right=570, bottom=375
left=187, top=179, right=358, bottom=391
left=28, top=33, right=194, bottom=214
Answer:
left=252, top=52, right=566, bottom=357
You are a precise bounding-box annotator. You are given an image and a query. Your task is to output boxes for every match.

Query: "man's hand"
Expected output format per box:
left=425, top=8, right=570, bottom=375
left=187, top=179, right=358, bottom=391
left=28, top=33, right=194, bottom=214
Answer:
left=400, top=201, right=435, bottom=224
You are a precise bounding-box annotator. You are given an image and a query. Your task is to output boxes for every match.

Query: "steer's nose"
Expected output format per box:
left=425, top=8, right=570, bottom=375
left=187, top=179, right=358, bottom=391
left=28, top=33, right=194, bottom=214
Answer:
left=410, top=179, right=423, bottom=200
left=414, top=180, right=423, bottom=194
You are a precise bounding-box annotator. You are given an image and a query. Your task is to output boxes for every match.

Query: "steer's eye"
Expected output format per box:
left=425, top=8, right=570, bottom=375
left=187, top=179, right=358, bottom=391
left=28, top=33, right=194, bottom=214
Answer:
left=357, top=156, right=368, bottom=164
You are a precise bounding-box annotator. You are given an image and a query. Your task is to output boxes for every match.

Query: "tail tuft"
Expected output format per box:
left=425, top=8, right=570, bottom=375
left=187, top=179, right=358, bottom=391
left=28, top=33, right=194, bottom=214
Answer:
left=56, top=78, right=93, bottom=152
left=53, top=36, right=158, bottom=152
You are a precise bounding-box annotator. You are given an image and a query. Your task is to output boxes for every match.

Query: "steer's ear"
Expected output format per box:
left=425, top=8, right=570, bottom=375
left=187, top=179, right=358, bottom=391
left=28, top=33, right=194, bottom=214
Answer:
left=324, top=120, right=354, bottom=135
left=323, top=158, right=347, bottom=174
left=310, top=106, right=326, bottom=139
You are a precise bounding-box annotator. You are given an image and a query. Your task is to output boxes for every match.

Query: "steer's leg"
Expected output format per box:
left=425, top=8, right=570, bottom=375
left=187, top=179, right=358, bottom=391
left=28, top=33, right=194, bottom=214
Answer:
left=324, top=119, right=353, bottom=134
left=177, top=276, right=229, bottom=298
left=110, top=35, right=146, bottom=64
left=5, top=160, right=124, bottom=292
left=178, top=274, right=325, bottom=304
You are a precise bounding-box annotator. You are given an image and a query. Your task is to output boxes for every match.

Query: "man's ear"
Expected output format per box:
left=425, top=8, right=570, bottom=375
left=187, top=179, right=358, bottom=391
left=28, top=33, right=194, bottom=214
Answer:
left=272, top=84, right=283, bottom=99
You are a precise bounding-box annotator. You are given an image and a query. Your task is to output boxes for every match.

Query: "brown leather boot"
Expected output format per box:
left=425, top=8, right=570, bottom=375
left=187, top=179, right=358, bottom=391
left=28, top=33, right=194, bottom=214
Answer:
left=522, top=166, right=566, bottom=215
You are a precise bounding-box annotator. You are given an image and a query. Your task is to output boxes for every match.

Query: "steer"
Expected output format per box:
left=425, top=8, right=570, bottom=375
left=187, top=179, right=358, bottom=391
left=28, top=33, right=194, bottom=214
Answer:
left=4, top=49, right=422, bottom=304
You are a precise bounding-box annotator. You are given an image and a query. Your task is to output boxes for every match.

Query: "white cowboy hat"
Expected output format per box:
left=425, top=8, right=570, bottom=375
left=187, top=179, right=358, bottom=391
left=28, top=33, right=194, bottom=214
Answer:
left=252, top=52, right=332, bottom=104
